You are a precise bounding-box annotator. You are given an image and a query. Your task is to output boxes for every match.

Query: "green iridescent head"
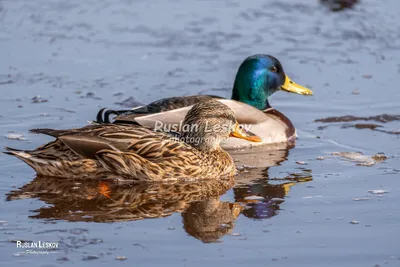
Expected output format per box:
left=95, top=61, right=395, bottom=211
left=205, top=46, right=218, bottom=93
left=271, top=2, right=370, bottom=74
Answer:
left=231, top=54, right=312, bottom=110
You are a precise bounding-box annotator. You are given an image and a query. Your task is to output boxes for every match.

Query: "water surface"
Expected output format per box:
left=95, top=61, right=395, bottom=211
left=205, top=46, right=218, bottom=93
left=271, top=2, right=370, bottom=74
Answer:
left=0, top=0, right=399, bottom=266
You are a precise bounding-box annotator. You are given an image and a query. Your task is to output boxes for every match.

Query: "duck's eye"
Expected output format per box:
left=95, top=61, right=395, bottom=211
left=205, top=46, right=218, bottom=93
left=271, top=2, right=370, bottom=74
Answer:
left=270, top=66, right=278, bottom=73
left=238, top=125, right=243, bottom=130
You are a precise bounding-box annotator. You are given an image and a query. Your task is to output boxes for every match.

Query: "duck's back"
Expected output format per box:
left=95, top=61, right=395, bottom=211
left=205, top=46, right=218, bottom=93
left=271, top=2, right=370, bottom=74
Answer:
left=99, top=95, right=223, bottom=123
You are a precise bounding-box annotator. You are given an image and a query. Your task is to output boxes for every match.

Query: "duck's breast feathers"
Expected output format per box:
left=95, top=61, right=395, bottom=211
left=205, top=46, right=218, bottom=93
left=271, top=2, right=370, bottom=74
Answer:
left=222, top=107, right=296, bottom=149
left=263, top=108, right=295, bottom=139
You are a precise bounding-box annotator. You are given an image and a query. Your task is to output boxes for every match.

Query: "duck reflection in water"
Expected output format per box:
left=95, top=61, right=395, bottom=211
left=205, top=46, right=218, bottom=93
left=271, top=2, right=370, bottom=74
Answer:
left=6, top=175, right=241, bottom=243
left=6, top=168, right=312, bottom=243
left=6, top=175, right=236, bottom=222
left=235, top=170, right=312, bottom=219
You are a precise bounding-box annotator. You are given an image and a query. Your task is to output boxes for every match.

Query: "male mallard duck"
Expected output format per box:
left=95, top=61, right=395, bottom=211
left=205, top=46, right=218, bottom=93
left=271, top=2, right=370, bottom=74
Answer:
left=5, top=100, right=261, bottom=180
left=96, top=54, right=313, bottom=149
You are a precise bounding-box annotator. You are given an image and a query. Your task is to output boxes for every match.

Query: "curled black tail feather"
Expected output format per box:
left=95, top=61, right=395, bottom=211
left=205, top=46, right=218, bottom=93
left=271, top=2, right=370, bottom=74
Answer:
left=96, top=108, right=108, bottom=123
left=96, top=108, right=131, bottom=123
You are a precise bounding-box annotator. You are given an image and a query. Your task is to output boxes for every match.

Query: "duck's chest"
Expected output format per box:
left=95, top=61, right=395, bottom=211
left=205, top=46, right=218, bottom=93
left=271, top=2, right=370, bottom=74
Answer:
left=221, top=108, right=295, bottom=149
left=199, top=150, right=236, bottom=176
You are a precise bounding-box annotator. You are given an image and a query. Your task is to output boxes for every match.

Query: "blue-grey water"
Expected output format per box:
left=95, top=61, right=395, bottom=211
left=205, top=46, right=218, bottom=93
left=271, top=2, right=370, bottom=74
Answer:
left=0, top=0, right=399, bottom=266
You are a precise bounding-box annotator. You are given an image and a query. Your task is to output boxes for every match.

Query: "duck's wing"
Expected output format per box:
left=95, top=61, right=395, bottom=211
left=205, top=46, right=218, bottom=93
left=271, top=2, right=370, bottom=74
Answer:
left=5, top=125, right=151, bottom=165
left=31, top=124, right=195, bottom=161
left=6, top=124, right=197, bottom=178
left=90, top=130, right=202, bottom=180
left=30, top=124, right=110, bottom=138
left=97, top=95, right=223, bottom=123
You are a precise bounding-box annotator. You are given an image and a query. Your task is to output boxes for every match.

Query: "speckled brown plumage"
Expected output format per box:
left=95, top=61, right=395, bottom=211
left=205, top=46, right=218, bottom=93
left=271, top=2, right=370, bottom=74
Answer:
left=5, top=100, right=259, bottom=181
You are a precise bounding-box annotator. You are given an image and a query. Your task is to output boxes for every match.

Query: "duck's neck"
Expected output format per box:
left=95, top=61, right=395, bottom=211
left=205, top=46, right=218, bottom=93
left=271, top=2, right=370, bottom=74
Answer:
left=231, top=70, right=277, bottom=110
left=231, top=85, right=271, bottom=110
left=180, top=128, right=221, bottom=152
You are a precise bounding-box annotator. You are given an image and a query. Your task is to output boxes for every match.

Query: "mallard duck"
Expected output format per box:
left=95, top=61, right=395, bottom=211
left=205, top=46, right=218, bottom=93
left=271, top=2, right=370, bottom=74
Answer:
left=5, top=100, right=261, bottom=180
left=96, top=54, right=313, bottom=149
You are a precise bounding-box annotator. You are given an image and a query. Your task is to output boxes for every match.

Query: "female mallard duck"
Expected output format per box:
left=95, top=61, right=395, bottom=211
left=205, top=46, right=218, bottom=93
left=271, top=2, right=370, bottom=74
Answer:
left=96, top=54, right=313, bottom=149
left=5, top=100, right=261, bottom=180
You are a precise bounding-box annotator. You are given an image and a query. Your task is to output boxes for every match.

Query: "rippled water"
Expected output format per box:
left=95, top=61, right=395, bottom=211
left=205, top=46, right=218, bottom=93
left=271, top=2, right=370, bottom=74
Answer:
left=1, top=0, right=399, bottom=266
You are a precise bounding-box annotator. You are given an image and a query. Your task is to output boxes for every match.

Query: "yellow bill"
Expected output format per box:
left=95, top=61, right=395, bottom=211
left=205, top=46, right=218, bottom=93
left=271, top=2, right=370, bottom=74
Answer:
left=230, top=123, right=262, bottom=142
left=281, top=75, right=313, bottom=95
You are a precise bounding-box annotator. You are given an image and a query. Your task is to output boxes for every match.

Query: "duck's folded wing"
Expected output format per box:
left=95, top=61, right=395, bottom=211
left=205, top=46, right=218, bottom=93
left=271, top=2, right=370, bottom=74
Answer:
left=29, top=125, right=158, bottom=159
left=54, top=126, right=194, bottom=161
left=30, top=124, right=115, bottom=138
left=113, top=95, right=223, bottom=124
left=58, top=135, right=122, bottom=159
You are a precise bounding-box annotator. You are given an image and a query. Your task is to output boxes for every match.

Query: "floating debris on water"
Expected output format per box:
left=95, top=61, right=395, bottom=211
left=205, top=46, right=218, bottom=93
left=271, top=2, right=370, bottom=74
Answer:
left=332, top=152, right=388, bottom=166
left=352, top=89, right=360, bottom=95
left=352, top=198, right=369, bottom=201
left=82, top=255, right=100, bottom=261
left=315, top=114, right=400, bottom=123
left=115, top=256, right=127, bottom=261
left=350, top=220, right=360, bottom=224
left=230, top=232, right=241, bottom=236
left=368, top=190, right=389, bottom=194
left=316, top=156, right=325, bottom=160
left=372, top=153, right=388, bottom=161
left=244, top=195, right=264, bottom=201
left=5, top=133, right=26, bottom=141
left=296, top=161, right=308, bottom=165
left=31, top=95, right=48, bottom=103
